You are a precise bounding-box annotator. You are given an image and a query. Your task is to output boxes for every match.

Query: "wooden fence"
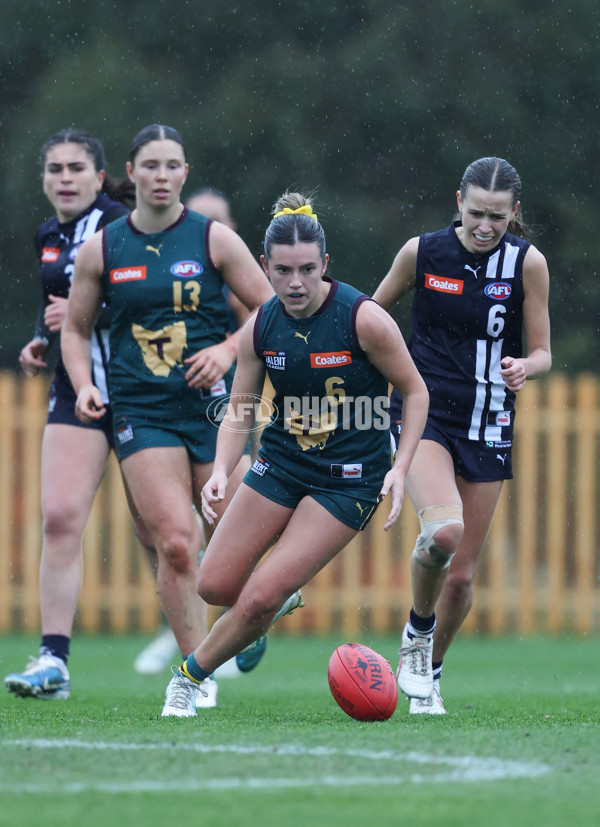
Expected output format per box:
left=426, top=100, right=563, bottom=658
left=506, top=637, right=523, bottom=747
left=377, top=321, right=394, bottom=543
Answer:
left=0, top=371, right=598, bottom=637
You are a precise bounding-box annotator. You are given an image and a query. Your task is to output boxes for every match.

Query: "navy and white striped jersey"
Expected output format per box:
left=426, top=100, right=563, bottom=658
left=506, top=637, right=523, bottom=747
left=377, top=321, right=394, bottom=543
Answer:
left=391, top=222, right=528, bottom=442
left=34, top=192, right=128, bottom=403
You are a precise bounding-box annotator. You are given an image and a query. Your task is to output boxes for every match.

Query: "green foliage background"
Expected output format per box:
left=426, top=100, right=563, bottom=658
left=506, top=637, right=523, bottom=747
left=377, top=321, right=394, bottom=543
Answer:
left=1, top=0, right=598, bottom=370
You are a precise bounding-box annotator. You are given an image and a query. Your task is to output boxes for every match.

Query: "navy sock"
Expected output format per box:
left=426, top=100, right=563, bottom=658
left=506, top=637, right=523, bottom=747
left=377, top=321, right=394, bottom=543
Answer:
left=432, top=660, right=443, bottom=681
left=41, top=635, right=70, bottom=664
left=181, top=653, right=211, bottom=684
left=408, top=608, right=436, bottom=637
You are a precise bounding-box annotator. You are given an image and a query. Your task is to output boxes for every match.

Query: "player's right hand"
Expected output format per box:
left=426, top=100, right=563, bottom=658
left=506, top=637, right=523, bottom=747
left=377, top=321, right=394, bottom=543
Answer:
left=201, top=472, right=227, bottom=525
left=75, top=384, right=106, bottom=423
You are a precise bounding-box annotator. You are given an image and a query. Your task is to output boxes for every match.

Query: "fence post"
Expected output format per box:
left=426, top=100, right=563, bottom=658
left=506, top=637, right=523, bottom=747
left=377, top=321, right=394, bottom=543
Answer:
left=0, top=373, right=17, bottom=629
left=515, top=380, right=540, bottom=634
left=574, top=374, right=597, bottom=633
left=546, top=376, right=569, bottom=632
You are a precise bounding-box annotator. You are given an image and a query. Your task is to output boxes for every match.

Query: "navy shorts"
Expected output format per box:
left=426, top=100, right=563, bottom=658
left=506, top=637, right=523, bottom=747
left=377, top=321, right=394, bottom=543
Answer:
left=47, top=375, right=114, bottom=448
left=391, top=417, right=513, bottom=483
left=242, top=455, right=380, bottom=530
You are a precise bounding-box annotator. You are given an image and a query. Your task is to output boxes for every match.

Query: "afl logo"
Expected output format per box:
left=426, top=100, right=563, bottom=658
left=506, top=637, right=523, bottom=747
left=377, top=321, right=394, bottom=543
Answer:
left=170, top=260, right=203, bottom=278
left=484, top=282, right=512, bottom=300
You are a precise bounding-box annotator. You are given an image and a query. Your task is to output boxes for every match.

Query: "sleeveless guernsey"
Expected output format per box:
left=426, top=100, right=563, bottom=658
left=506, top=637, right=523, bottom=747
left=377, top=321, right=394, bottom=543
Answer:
left=391, top=223, right=528, bottom=442
left=253, top=278, right=390, bottom=493
left=102, top=208, right=231, bottom=417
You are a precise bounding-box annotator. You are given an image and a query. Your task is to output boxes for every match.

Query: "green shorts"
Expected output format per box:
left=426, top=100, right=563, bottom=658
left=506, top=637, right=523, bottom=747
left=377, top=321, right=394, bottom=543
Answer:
left=242, top=456, right=380, bottom=531
left=112, top=409, right=249, bottom=464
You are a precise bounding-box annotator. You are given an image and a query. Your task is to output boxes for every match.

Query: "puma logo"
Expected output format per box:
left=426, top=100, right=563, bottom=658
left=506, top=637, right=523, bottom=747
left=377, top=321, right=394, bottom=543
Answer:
left=496, top=453, right=507, bottom=465
left=355, top=502, right=367, bottom=516
left=464, top=264, right=481, bottom=278
left=146, top=243, right=163, bottom=257
left=294, top=331, right=310, bottom=344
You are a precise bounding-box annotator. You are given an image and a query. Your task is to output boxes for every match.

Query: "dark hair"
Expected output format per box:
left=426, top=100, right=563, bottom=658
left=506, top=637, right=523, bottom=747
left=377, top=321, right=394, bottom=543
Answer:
left=39, top=128, right=134, bottom=207
left=129, top=124, right=186, bottom=164
left=263, top=192, right=326, bottom=261
left=458, top=156, right=528, bottom=239
left=39, top=128, right=106, bottom=173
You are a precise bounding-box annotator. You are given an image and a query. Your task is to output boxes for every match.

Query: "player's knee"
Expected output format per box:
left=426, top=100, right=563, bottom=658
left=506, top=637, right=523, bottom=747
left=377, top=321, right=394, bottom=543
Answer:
left=196, top=576, right=220, bottom=606
left=412, top=504, right=464, bottom=571
left=42, top=500, right=83, bottom=541
left=161, top=533, right=196, bottom=575
left=197, top=570, right=234, bottom=606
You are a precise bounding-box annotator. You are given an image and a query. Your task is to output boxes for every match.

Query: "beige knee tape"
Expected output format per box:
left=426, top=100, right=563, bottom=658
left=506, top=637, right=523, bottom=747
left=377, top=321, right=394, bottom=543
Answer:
left=412, top=505, right=464, bottom=571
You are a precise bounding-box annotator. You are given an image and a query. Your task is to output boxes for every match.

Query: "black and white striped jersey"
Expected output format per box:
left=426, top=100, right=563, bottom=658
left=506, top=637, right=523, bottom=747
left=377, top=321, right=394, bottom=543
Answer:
left=391, top=222, right=528, bottom=442
left=34, top=193, right=128, bottom=403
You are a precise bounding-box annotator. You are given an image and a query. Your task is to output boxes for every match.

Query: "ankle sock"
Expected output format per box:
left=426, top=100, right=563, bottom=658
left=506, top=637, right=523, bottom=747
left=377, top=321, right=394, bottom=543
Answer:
left=180, top=653, right=211, bottom=684
left=408, top=608, right=436, bottom=637
left=432, top=660, right=443, bottom=681
left=41, top=635, right=70, bottom=664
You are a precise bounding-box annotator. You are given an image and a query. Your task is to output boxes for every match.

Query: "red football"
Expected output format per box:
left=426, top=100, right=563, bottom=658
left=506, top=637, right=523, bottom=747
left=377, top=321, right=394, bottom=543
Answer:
left=328, top=642, right=398, bottom=721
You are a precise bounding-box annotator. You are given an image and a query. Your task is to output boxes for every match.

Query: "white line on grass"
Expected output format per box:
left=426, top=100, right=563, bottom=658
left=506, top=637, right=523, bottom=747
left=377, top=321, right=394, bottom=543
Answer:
left=1, top=739, right=550, bottom=792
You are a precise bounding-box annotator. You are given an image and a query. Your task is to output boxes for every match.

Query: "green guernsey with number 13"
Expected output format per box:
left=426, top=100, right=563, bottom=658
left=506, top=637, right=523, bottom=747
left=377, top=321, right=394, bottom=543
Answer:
left=102, top=209, right=231, bottom=417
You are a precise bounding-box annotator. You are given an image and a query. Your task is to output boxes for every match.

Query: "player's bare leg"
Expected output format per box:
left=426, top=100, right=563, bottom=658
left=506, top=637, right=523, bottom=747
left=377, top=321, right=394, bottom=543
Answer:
left=431, top=477, right=503, bottom=662
left=4, top=424, right=109, bottom=700
left=121, top=446, right=207, bottom=658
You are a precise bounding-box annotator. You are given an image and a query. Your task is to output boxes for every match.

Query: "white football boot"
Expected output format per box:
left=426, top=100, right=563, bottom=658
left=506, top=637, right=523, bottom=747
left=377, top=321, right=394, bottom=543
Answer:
left=409, top=680, right=447, bottom=715
left=161, top=667, right=197, bottom=717
left=396, top=622, right=434, bottom=699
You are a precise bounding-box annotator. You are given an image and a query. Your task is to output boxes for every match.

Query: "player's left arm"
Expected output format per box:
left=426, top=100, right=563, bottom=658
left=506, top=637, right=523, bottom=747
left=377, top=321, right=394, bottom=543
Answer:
left=184, top=221, right=273, bottom=388
left=500, top=245, right=552, bottom=393
left=355, top=300, right=429, bottom=530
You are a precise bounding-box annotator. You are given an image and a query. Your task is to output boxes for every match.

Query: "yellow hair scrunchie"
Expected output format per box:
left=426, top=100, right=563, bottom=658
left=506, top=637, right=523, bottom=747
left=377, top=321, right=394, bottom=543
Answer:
left=273, top=205, right=318, bottom=222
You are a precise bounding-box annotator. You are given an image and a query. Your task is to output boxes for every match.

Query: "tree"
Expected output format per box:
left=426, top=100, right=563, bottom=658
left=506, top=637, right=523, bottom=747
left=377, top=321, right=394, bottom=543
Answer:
left=1, top=0, right=598, bottom=371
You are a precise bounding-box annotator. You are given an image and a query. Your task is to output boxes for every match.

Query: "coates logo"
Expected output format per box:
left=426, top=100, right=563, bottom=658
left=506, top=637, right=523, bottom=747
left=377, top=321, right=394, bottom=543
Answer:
left=170, top=260, right=203, bottom=278
left=310, top=351, right=352, bottom=368
left=41, top=247, right=60, bottom=263
left=425, top=273, right=464, bottom=295
left=484, top=282, right=512, bottom=300
left=110, top=266, right=147, bottom=283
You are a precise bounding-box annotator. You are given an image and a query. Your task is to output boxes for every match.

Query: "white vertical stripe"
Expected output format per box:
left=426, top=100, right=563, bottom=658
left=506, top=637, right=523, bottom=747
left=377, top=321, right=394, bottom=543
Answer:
left=483, top=339, right=506, bottom=441
left=91, top=329, right=110, bottom=404
left=485, top=249, right=500, bottom=279
left=500, top=242, right=519, bottom=279
left=469, top=339, right=489, bottom=439
left=74, top=209, right=104, bottom=244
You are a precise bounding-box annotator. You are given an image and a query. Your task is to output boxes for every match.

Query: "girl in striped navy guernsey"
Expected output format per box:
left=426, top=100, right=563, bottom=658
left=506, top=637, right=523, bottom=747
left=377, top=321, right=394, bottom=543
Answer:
left=4, top=130, right=155, bottom=703
left=156, top=192, right=429, bottom=717
left=374, top=157, right=551, bottom=715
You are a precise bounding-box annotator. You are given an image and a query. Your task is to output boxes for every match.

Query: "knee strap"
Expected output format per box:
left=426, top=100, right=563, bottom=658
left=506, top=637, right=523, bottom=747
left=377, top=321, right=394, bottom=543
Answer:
left=412, top=505, right=464, bottom=571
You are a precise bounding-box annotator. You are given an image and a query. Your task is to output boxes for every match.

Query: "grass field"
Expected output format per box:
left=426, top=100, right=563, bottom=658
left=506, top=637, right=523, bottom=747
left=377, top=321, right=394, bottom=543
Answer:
left=0, top=633, right=598, bottom=826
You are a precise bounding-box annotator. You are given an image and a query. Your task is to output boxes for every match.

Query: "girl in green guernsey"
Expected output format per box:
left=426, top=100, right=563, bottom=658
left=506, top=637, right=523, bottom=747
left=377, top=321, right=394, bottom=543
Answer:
left=156, top=191, right=429, bottom=717
left=61, top=125, right=275, bottom=709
